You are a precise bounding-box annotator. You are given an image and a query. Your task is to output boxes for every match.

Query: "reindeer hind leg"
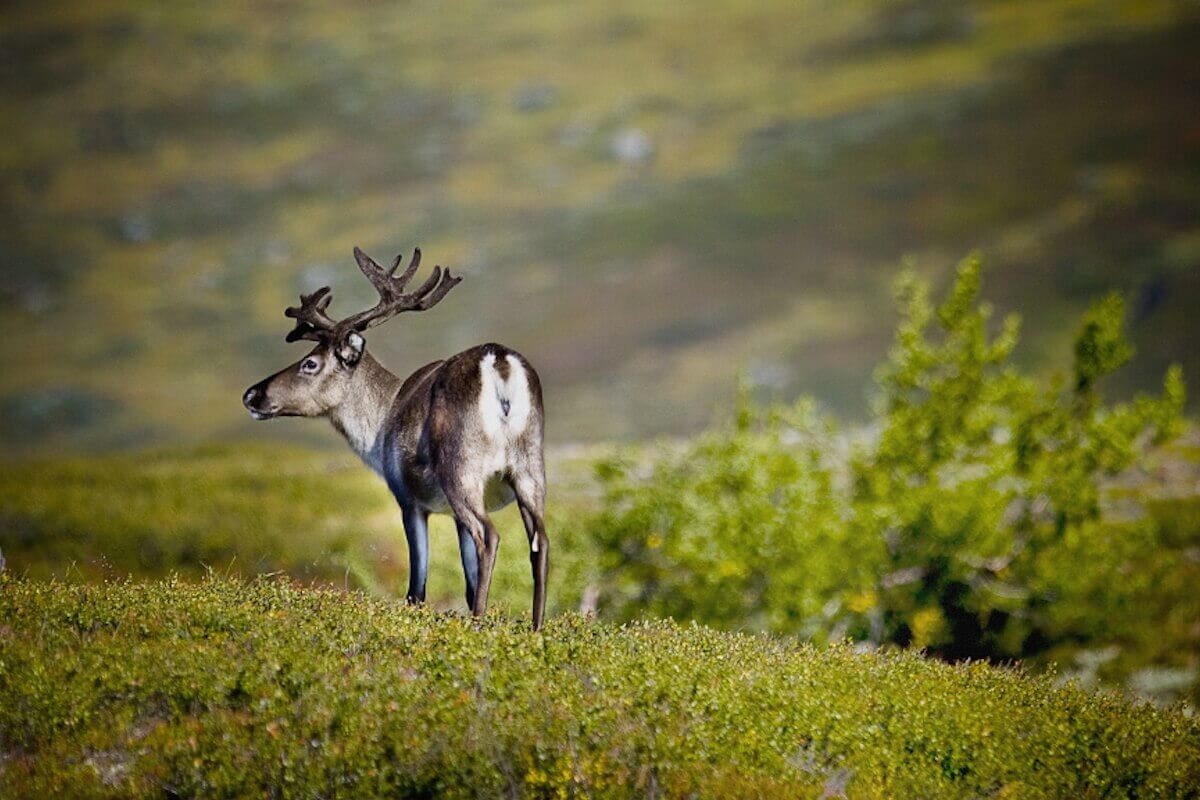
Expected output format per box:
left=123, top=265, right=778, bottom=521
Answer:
left=510, top=469, right=549, bottom=630
left=455, top=517, right=480, bottom=610
left=444, top=484, right=500, bottom=619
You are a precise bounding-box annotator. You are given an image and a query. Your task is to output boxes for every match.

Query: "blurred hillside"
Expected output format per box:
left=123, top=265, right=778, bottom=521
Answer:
left=2, top=0, right=1198, bottom=453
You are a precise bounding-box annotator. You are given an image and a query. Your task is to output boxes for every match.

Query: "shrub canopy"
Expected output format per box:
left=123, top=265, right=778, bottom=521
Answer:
left=588, top=256, right=1186, bottom=669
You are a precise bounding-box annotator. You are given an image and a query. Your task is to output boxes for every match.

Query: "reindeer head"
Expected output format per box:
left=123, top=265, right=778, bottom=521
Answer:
left=243, top=246, right=461, bottom=420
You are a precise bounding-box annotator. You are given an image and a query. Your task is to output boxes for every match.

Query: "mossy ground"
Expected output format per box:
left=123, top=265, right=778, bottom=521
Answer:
left=2, top=578, right=1198, bottom=799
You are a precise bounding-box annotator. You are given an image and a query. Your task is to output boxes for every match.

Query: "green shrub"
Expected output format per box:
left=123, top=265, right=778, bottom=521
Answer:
left=587, top=256, right=1188, bottom=685
left=848, top=256, right=1184, bottom=661
left=586, top=396, right=864, bottom=635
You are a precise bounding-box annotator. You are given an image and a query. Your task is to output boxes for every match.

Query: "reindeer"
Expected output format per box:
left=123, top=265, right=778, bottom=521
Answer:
left=242, top=246, right=549, bottom=629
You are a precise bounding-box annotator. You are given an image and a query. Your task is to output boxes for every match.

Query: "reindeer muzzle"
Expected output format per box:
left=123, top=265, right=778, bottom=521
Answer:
left=242, top=383, right=276, bottom=420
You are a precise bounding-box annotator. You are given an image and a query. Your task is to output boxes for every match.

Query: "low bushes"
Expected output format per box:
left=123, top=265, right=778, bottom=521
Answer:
left=2, top=578, right=1197, bottom=798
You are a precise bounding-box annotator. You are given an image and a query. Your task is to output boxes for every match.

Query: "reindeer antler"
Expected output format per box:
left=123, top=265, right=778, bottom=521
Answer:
left=284, top=286, right=338, bottom=342
left=340, top=247, right=462, bottom=332
left=283, top=246, right=462, bottom=343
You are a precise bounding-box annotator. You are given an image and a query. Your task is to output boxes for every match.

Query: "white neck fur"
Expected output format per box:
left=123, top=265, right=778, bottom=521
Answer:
left=328, top=353, right=401, bottom=476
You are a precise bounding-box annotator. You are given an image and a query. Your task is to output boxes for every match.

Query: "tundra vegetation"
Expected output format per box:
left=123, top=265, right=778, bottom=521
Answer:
left=4, top=1, right=1200, bottom=792
left=2, top=579, right=1198, bottom=798
left=2, top=261, right=1199, bottom=797
left=585, top=258, right=1195, bottom=703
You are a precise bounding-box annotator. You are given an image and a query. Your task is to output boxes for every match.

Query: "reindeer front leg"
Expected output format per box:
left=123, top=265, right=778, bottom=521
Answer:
left=401, top=506, right=429, bottom=603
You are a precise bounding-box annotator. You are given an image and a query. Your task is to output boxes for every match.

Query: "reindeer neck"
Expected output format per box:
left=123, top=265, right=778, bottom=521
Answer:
left=329, top=351, right=402, bottom=475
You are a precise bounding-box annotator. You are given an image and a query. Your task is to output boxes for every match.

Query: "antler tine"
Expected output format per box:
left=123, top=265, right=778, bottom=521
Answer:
left=284, top=286, right=339, bottom=342
left=352, top=247, right=387, bottom=286
left=341, top=246, right=463, bottom=332
left=411, top=264, right=443, bottom=298
left=415, top=267, right=462, bottom=311
left=353, top=246, right=422, bottom=296
left=388, top=247, right=421, bottom=287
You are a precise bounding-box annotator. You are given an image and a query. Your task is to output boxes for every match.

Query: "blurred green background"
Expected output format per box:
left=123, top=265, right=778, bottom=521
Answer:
left=2, top=1, right=1199, bottom=703
left=3, top=0, right=1199, bottom=450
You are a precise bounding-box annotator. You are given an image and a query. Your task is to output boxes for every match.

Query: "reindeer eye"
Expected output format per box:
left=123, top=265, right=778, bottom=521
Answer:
left=301, top=358, right=319, bottom=373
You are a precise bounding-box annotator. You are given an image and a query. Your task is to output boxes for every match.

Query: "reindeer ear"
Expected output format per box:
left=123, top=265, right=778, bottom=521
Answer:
left=336, top=330, right=365, bottom=366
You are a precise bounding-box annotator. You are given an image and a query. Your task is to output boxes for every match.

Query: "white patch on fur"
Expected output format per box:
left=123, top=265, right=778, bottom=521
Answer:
left=504, top=354, right=532, bottom=431
left=478, top=352, right=532, bottom=443
left=478, top=353, right=503, bottom=440
left=474, top=352, right=535, bottom=526
left=348, top=332, right=364, bottom=351
left=337, top=410, right=387, bottom=475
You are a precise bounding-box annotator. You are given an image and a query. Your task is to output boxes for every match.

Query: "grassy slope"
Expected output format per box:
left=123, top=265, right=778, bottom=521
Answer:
left=3, top=1, right=1199, bottom=448
left=1, top=578, right=1197, bottom=799
left=2, top=439, right=1198, bottom=703
left=0, top=444, right=602, bottom=614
